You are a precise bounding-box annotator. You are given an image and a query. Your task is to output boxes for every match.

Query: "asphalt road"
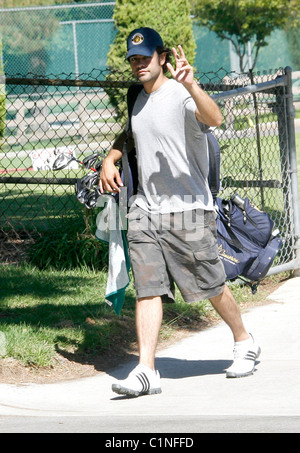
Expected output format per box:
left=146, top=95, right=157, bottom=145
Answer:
left=0, top=415, right=300, bottom=434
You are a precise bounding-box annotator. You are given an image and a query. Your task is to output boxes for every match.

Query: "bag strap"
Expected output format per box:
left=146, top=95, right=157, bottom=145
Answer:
left=126, top=84, right=143, bottom=136
left=122, top=84, right=143, bottom=196
left=217, top=204, right=252, bottom=253
left=217, top=223, right=251, bottom=253
left=121, top=140, right=131, bottom=197
left=206, top=131, right=220, bottom=202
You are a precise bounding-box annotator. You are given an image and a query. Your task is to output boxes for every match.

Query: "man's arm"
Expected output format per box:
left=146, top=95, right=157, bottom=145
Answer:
left=99, top=130, right=126, bottom=193
left=184, top=80, right=223, bottom=127
left=167, top=45, right=223, bottom=127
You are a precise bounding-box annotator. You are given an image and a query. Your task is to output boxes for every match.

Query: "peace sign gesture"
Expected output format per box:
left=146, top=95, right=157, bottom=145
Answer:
left=166, top=45, right=194, bottom=86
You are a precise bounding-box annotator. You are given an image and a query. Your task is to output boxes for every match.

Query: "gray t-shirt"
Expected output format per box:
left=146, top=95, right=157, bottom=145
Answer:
left=131, top=79, right=214, bottom=214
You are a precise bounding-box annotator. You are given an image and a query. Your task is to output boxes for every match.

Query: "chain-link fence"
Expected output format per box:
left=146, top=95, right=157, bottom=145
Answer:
left=1, top=2, right=300, bottom=77
left=0, top=67, right=299, bottom=275
left=0, top=2, right=116, bottom=77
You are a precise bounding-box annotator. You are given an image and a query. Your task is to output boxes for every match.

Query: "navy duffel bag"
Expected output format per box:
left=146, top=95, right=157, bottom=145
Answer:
left=216, top=194, right=282, bottom=290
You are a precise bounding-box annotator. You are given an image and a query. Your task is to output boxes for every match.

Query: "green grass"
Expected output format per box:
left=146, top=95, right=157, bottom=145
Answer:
left=0, top=265, right=134, bottom=367
left=0, top=264, right=210, bottom=368
left=5, top=96, right=113, bottom=119
left=0, top=263, right=287, bottom=369
left=0, top=129, right=115, bottom=156
left=0, top=184, right=83, bottom=232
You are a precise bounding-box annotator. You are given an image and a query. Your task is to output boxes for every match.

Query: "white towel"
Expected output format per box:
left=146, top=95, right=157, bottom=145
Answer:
left=95, top=194, right=130, bottom=315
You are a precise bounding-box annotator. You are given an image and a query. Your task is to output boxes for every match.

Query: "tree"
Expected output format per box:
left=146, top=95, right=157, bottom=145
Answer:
left=0, top=0, right=63, bottom=76
left=0, top=0, right=68, bottom=136
left=106, top=0, right=196, bottom=119
left=285, top=3, right=300, bottom=70
left=108, top=0, right=196, bottom=71
left=190, top=0, right=300, bottom=72
left=286, top=28, right=300, bottom=69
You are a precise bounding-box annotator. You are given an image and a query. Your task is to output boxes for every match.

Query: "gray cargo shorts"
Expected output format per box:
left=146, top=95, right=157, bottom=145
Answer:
left=127, top=204, right=226, bottom=303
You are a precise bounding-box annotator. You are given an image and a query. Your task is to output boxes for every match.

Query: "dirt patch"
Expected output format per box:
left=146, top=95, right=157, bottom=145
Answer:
left=0, top=232, right=33, bottom=265
left=0, top=357, right=96, bottom=385
left=0, top=274, right=289, bottom=385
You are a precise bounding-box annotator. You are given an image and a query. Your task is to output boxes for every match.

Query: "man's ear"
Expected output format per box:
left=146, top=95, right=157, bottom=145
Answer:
left=159, top=52, right=167, bottom=67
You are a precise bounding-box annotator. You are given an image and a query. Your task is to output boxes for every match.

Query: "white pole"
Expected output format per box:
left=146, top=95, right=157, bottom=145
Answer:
left=247, top=41, right=253, bottom=71
left=72, top=21, right=79, bottom=78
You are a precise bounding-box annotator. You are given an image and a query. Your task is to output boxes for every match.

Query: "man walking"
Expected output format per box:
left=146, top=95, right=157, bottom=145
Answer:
left=99, top=27, right=260, bottom=397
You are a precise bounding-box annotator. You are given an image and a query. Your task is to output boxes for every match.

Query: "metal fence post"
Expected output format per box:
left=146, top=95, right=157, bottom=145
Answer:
left=249, top=69, right=265, bottom=210
left=285, top=67, right=300, bottom=276
left=275, top=83, right=293, bottom=244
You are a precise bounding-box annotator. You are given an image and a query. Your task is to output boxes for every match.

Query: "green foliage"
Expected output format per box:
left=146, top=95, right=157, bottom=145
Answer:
left=286, top=27, right=300, bottom=69
left=1, top=0, right=78, bottom=76
left=108, top=0, right=196, bottom=71
left=106, top=0, right=196, bottom=120
left=190, top=0, right=299, bottom=71
left=2, top=8, right=59, bottom=57
left=27, top=215, right=109, bottom=271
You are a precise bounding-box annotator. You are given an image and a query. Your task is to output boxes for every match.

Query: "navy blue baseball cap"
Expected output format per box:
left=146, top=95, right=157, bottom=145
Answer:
left=126, top=27, right=164, bottom=60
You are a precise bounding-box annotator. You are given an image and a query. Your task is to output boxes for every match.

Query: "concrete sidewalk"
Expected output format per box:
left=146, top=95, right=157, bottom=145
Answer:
left=0, top=277, right=299, bottom=420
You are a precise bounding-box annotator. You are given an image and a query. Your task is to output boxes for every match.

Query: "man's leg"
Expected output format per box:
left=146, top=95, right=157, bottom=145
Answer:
left=210, top=284, right=261, bottom=378
left=136, top=296, right=163, bottom=370
left=209, top=284, right=249, bottom=342
left=111, top=295, right=163, bottom=396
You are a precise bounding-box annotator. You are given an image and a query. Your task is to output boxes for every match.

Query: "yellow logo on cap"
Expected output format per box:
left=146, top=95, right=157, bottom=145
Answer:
left=132, top=33, right=144, bottom=45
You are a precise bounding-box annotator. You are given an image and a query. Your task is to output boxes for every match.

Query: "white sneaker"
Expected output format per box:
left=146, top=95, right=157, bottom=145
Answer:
left=112, top=364, right=162, bottom=397
left=226, top=334, right=261, bottom=378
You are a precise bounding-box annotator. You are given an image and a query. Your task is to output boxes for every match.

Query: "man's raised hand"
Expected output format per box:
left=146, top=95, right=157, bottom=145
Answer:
left=167, top=45, right=194, bottom=86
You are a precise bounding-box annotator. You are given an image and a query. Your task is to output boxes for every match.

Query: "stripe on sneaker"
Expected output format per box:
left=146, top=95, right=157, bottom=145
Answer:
left=136, top=372, right=150, bottom=393
left=244, top=351, right=258, bottom=361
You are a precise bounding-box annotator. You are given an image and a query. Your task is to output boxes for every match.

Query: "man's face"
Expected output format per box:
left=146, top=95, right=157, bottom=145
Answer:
left=128, top=52, right=165, bottom=83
